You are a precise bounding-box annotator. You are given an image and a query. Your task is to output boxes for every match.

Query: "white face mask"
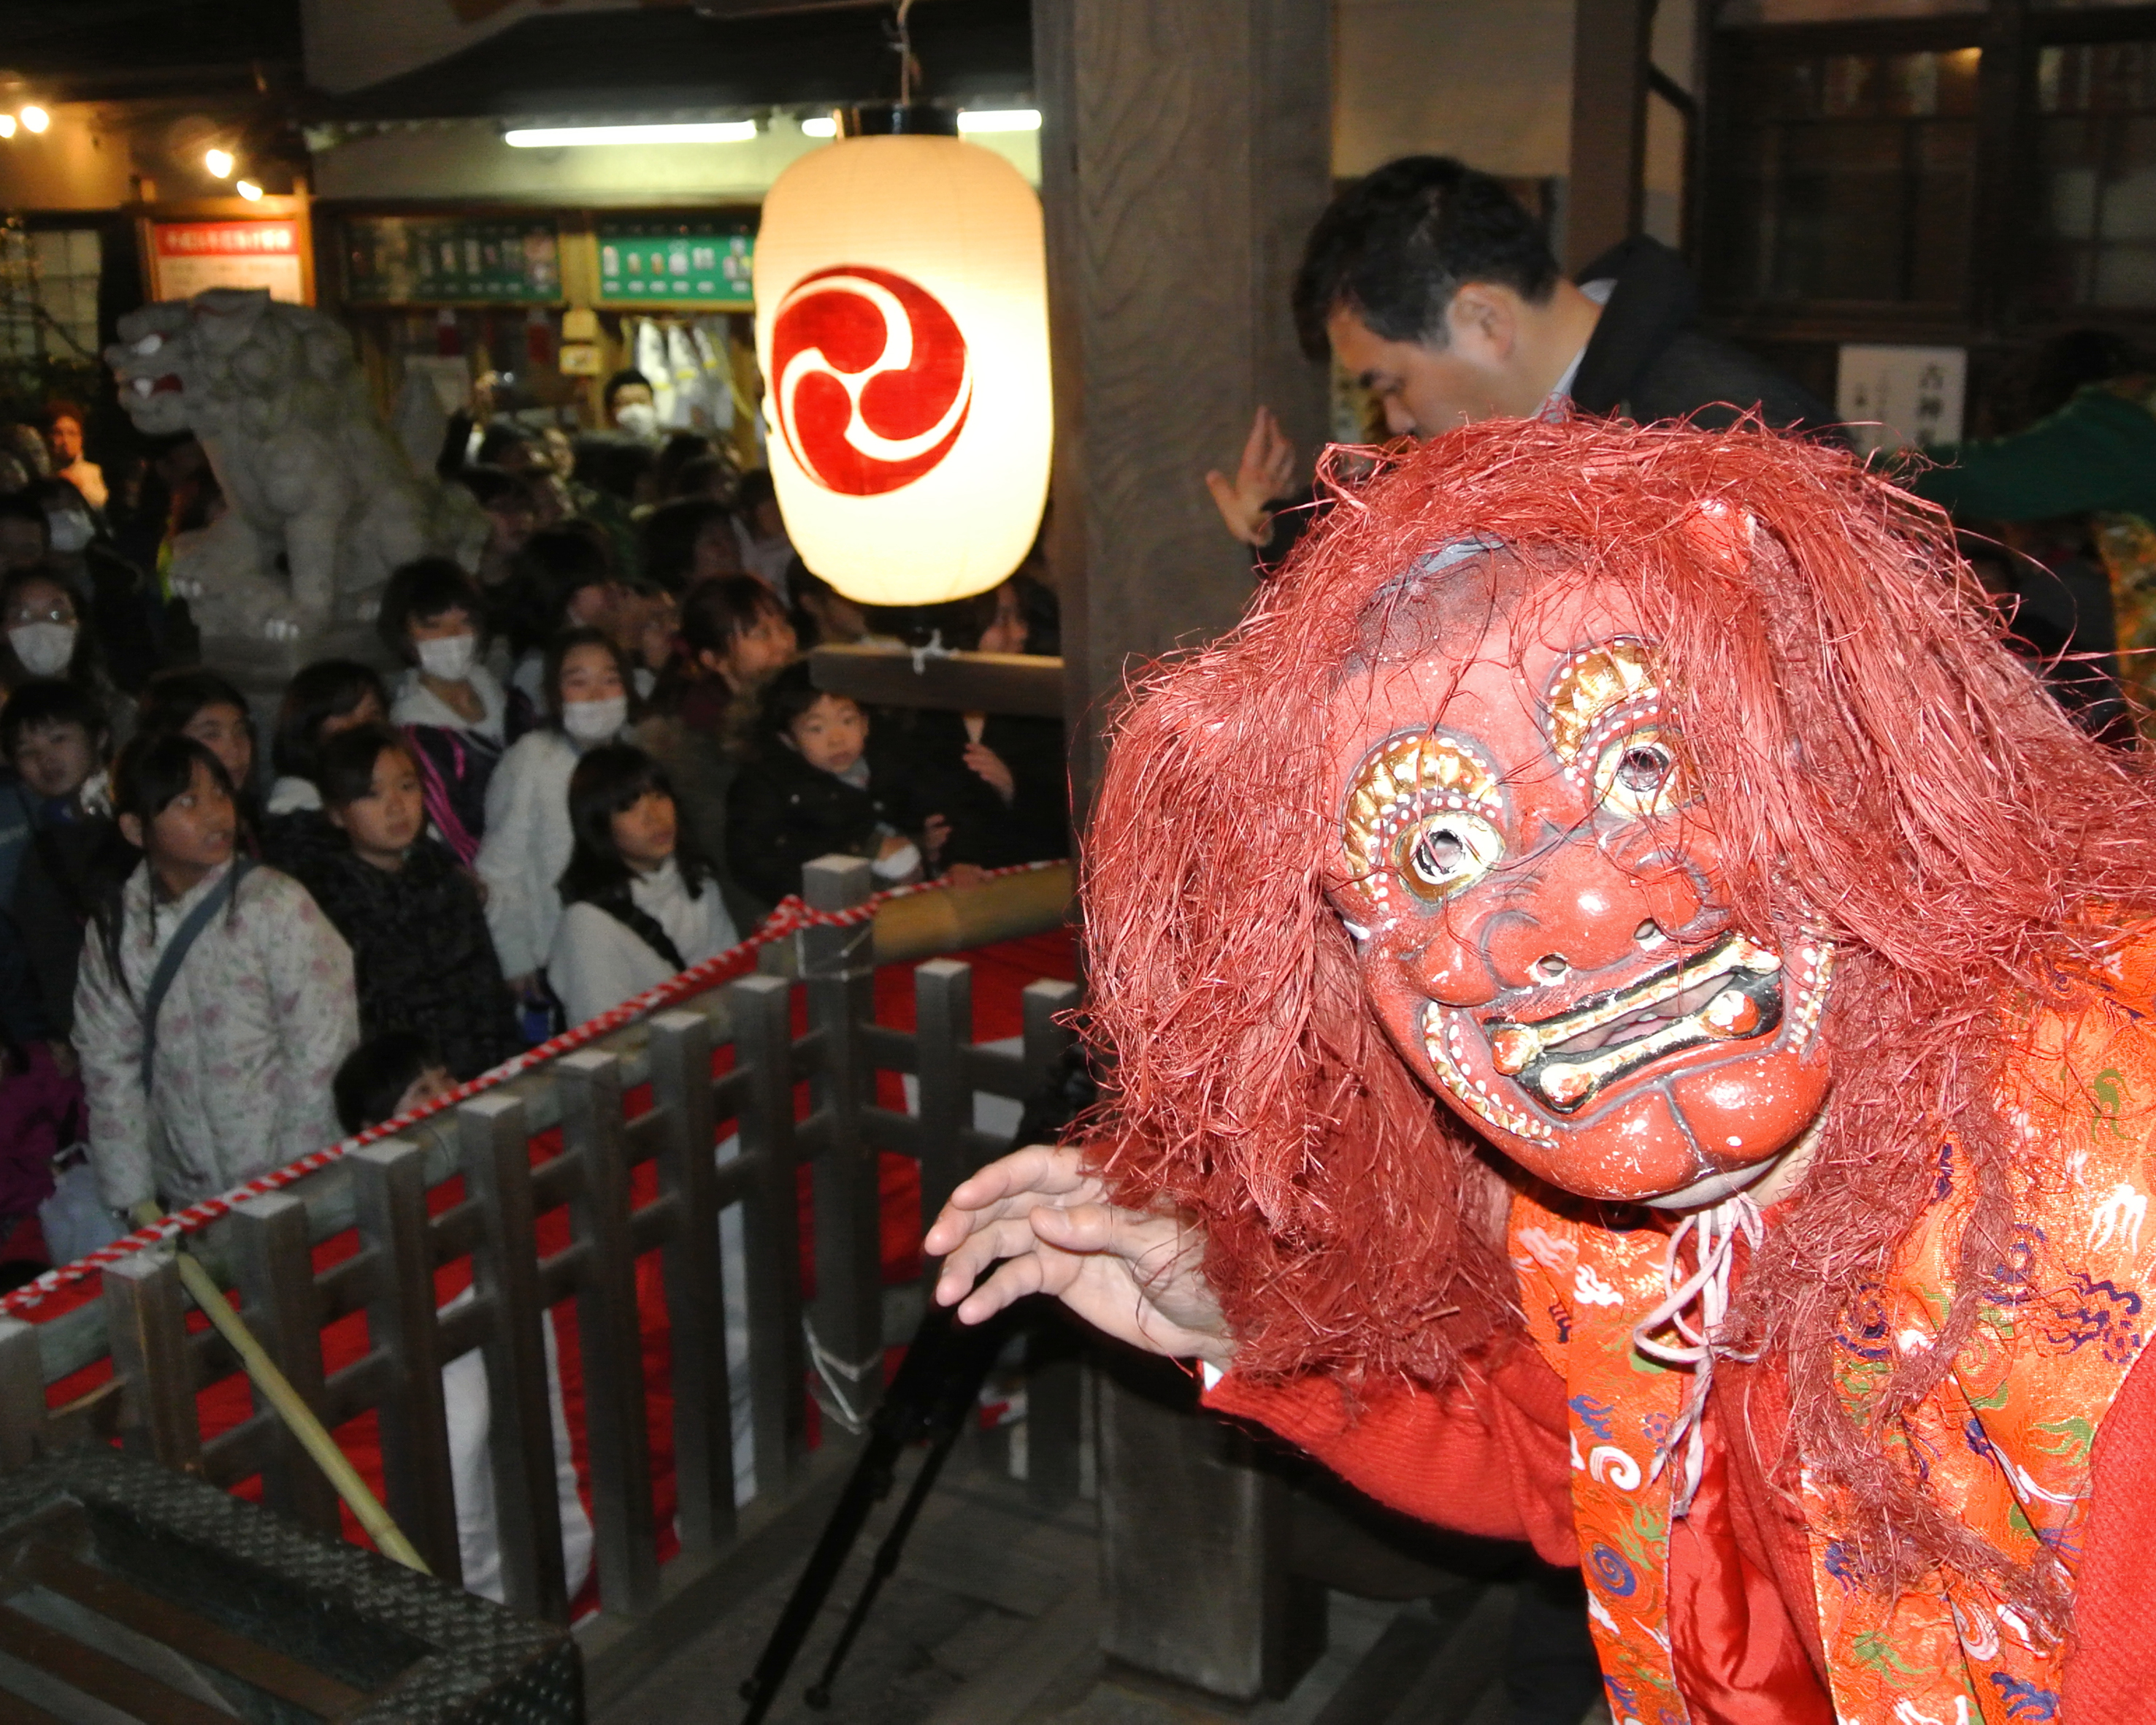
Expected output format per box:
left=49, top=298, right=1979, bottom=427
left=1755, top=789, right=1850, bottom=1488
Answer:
left=871, top=839, right=922, bottom=882
left=9, top=621, right=75, bottom=678
left=415, top=632, right=477, bottom=681
left=45, top=511, right=93, bottom=555
left=561, top=694, right=626, bottom=743
left=613, top=402, right=659, bottom=440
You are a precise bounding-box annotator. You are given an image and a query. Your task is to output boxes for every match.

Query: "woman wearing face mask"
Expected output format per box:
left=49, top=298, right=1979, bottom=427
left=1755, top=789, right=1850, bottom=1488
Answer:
left=381, top=557, right=513, bottom=866
left=1, top=567, right=135, bottom=745
left=475, top=627, right=637, bottom=1002
left=23, top=478, right=164, bottom=697
left=605, top=370, right=660, bottom=443
left=494, top=526, right=621, bottom=715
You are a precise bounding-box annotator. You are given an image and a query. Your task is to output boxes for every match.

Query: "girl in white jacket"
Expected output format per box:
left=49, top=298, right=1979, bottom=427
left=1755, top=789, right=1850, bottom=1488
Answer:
left=547, top=742, right=738, bottom=1026
left=548, top=742, right=756, bottom=1504
left=76, top=734, right=358, bottom=1217
left=475, top=628, right=637, bottom=989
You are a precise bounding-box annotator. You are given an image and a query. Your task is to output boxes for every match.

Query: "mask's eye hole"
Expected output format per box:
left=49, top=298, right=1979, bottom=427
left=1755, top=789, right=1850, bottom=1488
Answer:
left=1399, top=813, right=1503, bottom=899
left=1594, top=727, right=1691, bottom=818
left=1616, top=743, right=1670, bottom=793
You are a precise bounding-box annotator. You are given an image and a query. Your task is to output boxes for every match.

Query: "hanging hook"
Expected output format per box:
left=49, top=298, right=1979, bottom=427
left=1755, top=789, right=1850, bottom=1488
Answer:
left=893, top=0, right=919, bottom=106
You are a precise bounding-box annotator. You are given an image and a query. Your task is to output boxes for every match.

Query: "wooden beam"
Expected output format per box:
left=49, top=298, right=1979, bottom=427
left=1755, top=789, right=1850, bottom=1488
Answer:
left=1033, top=0, right=1333, bottom=820
left=1029, top=0, right=1332, bottom=1702
left=808, top=644, right=1064, bottom=717
left=1568, top=0, right=1656, bottom=272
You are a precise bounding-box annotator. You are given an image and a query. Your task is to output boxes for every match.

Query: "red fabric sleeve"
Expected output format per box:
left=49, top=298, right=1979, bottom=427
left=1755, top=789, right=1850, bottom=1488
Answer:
left=1202, top=1345, right=1580, bottom=1569
left=1665, top=1408, right=1834, bottom=1723
left=2063, top=1336, right=2156, bottom=1721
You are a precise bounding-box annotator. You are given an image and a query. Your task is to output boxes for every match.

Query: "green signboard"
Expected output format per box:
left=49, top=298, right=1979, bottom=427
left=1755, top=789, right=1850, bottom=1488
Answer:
left=596, top=221, right=753, bottom=307
left=342, top=216, right=561, bottom=305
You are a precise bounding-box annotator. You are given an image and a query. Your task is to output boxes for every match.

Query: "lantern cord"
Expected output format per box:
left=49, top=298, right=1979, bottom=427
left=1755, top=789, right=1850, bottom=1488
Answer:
left=893, top=0, right=920, bottom=105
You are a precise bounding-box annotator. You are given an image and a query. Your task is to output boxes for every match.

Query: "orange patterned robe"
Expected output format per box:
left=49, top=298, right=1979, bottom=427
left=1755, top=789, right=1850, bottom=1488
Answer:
left=1213, top=948, right=2156, bottom=1723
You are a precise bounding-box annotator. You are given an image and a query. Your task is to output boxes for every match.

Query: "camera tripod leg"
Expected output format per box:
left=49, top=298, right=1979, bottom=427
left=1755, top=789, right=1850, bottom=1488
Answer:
left=738, top=1439, right=902, bottom=1724
left=803, top=1405, right=970, bottom=1709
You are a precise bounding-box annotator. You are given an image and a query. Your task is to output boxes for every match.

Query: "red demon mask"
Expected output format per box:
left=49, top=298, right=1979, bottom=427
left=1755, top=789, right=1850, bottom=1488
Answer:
left=1324, top=559, right=1834, bottom=1206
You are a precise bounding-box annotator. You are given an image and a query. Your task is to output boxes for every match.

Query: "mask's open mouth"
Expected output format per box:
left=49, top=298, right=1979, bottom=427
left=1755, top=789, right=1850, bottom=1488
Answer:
left=1470, top=933, right=1784, bottom=1114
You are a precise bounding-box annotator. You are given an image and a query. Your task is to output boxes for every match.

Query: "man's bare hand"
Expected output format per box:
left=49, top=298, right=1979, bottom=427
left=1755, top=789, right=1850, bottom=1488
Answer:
left=924, top=1144, right=1235, bottom=1369
left=1204, top=406, right=1298, bottom=547
left=962, top=741, right=1015, bottom=803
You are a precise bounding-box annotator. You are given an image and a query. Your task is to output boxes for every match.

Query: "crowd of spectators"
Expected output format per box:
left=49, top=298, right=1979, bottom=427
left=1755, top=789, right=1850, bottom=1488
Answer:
left=0, top=394, right=1072, bottom=1315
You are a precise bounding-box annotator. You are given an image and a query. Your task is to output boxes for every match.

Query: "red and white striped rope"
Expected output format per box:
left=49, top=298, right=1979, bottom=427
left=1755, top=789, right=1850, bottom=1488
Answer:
left=2, top=860, right=1063, bottom=1320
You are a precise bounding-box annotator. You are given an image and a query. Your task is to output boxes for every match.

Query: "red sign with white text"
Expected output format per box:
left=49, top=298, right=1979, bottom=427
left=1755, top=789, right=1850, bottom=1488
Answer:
left=151, top=221, right=306, bottom=303
left=155, top=221, right=296, bottom=258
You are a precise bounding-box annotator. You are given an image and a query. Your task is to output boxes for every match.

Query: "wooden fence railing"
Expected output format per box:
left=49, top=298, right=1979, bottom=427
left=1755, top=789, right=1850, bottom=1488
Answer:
left=0, top=856, right=1080, bottom=1705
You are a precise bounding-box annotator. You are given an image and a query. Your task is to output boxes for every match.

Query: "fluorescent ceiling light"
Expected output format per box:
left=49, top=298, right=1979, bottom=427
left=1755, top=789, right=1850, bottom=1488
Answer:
left=504, top=121, right=757, bottom=148
left=956, top=109, right=1040, bottom=134
left=800, top=115, right=838, bottom=138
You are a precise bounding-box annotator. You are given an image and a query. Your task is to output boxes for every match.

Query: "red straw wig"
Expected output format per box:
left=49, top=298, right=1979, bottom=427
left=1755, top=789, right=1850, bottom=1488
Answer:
left=1081, top=413, right=2156, bottom=1620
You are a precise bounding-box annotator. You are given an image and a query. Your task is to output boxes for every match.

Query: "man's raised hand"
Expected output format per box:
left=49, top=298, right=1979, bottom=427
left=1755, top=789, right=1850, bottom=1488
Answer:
left=924, top=1144, right=1235, bottom=1370
left=1203, top=406, right=1299, bottom=548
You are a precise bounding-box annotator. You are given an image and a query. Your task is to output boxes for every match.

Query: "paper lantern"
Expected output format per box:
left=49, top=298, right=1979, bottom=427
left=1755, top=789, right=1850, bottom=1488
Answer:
left=754, top=110, right=1052, bottom=607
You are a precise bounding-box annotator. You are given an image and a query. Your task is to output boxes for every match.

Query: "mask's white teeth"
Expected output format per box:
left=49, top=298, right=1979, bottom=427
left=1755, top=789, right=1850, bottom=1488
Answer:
left=1495, top=934, right=1778, bottom=1071
left=1535, top=1009, right=1730, bottom=1106
left=1422, top=1001, right=1555, bottom=1144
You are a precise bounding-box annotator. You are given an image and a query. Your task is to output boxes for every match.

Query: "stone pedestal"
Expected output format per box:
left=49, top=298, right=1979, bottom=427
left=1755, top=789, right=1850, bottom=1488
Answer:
left=197, top=625, right=400, bottom=741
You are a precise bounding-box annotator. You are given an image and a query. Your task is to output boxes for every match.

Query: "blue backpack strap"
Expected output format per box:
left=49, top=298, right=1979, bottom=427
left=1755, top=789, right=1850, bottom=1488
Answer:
left=138, top=856, right=253, bottom=1094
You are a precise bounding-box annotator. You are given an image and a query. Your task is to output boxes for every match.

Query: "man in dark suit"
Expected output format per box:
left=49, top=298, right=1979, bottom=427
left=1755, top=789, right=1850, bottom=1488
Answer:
left=1209, top=156, right=1838, bottom=555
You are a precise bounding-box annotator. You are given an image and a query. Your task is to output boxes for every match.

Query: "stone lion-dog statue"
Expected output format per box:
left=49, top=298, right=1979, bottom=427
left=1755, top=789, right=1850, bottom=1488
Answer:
left=107, top=287, right=486, bottom=642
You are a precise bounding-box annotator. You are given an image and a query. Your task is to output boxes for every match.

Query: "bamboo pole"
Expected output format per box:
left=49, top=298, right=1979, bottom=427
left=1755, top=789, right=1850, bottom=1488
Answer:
left=167, top=1245, right=431, bottom=1574
left=871, top=862, right=1074, bottom=965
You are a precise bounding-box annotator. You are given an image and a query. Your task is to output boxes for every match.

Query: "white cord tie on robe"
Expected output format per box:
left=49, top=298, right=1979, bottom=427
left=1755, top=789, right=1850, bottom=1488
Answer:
left=1630, top=1192, right=1763, bottom=1519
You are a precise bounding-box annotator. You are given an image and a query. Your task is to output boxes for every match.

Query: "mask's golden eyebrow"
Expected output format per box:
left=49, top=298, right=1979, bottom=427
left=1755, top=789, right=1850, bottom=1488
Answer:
left=1544, top=638, right=1661, bottom=766
left=1339, top=732, right=1503, bottom=889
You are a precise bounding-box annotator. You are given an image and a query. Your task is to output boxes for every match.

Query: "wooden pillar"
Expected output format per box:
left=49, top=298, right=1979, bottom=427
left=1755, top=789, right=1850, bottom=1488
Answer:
left=800, top=855, right=884, bottom=1433
left=1032, top=1, right=1332, bottom=1703
left=1096, top=1355, right=1327, bottom=1702
left=1568, top=0, right=1657, bottom=272
left=1969, top=0, right=2030, bottom=333
left=350, top=1139, right=463, bottom=1583
left=1033, top=0, right=1334, bottom=819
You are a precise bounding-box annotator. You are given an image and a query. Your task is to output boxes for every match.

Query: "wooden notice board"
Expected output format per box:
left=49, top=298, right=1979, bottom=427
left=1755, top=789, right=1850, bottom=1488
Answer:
left=136, top=196, right=315, bottom=305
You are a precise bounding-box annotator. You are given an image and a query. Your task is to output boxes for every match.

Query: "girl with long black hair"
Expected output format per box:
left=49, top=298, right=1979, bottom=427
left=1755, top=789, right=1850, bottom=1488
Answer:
left=546, top=742, right=736, bottom=1026
left=74, top=733, right=355, bottom=1220
left=289, top=724, right=521, bottom=1082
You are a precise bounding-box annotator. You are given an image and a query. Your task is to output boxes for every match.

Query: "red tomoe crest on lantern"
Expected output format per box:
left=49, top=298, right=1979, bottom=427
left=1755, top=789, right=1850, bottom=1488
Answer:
left=769, top=264, right=973, bottom=497
left=756, top=125, right=1051, bottom=605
